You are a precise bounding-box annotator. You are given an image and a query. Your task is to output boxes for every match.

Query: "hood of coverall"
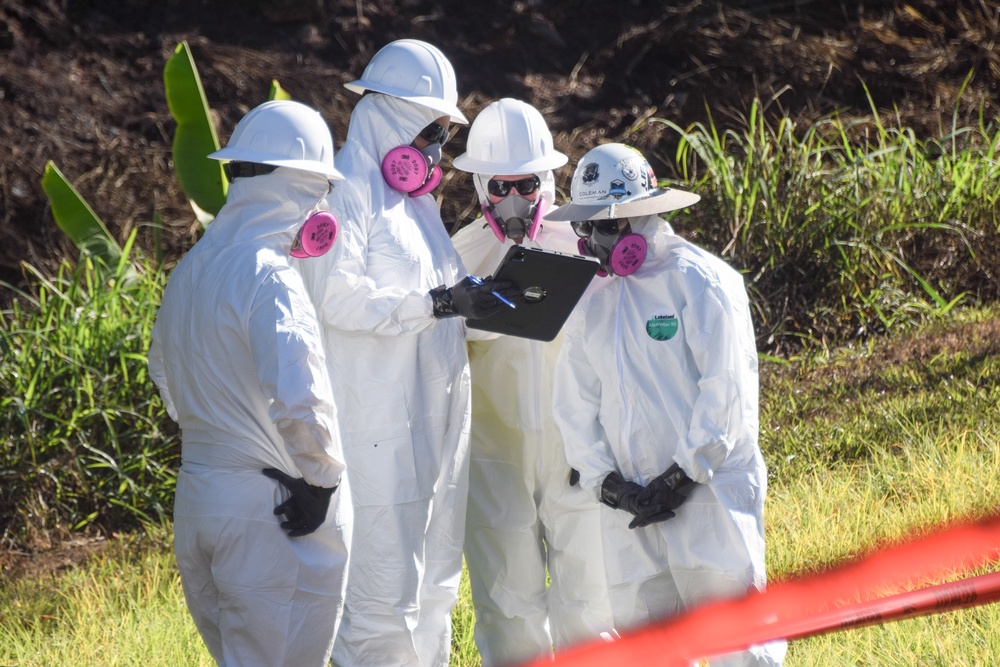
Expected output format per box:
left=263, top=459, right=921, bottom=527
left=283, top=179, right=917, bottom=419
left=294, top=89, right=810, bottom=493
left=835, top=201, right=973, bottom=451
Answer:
left=346, top=93, right=444, bottom=170
left=330, top=92, right=450, bottom=230
left=207, top=167, right=334, bottom=252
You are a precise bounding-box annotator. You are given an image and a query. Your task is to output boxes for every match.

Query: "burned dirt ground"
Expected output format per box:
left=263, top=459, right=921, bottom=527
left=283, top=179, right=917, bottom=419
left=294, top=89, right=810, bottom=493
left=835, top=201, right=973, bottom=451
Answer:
left=1, top=0, right=998, bottom=293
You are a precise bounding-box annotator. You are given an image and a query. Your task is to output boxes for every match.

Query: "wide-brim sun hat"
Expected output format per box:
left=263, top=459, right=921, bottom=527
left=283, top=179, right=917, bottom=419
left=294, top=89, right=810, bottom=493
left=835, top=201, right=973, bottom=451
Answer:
left=544, top=142, right=699, bottom=221
left=543, top=187, right=701, bottom=221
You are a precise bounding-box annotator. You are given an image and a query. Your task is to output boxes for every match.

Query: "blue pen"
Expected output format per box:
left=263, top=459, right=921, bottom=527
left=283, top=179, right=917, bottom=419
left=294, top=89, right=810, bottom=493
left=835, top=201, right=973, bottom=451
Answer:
left=468, top=275, right=516, bottom=309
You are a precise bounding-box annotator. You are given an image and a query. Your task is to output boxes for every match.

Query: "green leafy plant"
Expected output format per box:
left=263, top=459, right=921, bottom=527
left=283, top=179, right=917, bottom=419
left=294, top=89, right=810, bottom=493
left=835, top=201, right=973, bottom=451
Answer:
left=163, top=40, right=227, bottom=221
left=269, top=79, right=292, bottom=101
left=653, top=97, right=1000, bottom=353
left=162, top=51, right=296, bottom=225
left=40, top=162, right=131, bottom=279
left=45, top=41, right=293, bottom=264
left=22, top=44, right=298, bottom=547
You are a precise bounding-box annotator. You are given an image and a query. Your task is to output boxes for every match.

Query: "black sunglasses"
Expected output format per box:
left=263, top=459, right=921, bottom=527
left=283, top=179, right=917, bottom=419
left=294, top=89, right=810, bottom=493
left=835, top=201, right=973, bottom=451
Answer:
left=223, top=161, right=278, bottom=182
left=417, top=122, right=450, bottom=146
left=487, top=175, right=541, bottom=198
left=571, top=218, right=625, bottom=238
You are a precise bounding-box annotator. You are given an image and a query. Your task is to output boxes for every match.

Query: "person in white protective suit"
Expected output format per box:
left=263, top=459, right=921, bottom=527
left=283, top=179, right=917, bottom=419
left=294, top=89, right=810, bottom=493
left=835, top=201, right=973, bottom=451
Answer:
left=147, top=100, right=353, bottom=667
left=545, top=143, right=787, bottom=666
left=295, top=40, right=515, bottom=667
left=449, top=98, right=618, bottom=666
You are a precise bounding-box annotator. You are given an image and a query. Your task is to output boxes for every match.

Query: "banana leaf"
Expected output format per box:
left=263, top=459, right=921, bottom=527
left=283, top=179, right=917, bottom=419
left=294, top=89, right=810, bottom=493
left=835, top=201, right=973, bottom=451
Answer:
left=269, top=79, right=292, bottom=101
left=163, top=40, right=227, bottom=218
left=41, top=161, right=123, bottom=270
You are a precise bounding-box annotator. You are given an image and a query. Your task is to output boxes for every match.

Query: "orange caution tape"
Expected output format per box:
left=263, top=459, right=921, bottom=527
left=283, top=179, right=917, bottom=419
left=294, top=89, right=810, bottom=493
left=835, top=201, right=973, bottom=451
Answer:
left=520, top=513, right=1000, bottom=667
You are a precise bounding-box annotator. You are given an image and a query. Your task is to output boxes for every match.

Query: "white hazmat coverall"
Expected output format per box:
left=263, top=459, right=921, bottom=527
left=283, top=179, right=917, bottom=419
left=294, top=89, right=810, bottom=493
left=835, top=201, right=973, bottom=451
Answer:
left=553, top=215, right=787, bottom=667
left=451, top=189, right=617, bottom=667
left=297, top=93, right=471, bottom=667
left=148, top=169, right=352, bottom=667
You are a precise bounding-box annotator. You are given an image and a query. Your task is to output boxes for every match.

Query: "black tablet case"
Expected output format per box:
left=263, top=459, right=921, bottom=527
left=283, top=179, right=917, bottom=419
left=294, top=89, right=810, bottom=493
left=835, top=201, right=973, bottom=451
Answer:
left=467, top=246, right=601, bottom=342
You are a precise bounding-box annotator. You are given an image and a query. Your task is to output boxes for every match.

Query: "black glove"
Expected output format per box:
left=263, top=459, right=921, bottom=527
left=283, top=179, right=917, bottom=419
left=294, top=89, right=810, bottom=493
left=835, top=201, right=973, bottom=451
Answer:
left=630, top=462, right=697, bottom=529
left=569, top=468, right=580, bottom=486
left=600, top=471, right=648, bottom=516
left=429, top=276, right=517, bottom=320
left=262, top=468, right=338, bottom=537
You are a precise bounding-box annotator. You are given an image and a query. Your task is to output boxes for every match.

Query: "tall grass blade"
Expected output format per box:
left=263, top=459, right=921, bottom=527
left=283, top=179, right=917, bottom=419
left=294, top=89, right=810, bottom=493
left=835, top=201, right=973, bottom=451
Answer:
left=0, top=241, right=178, bottom=545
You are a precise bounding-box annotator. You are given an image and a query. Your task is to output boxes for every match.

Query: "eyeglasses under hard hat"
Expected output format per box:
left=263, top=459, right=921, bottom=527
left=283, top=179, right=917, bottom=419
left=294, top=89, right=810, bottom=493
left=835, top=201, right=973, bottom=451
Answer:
left=571, top=218, right=626, bottom=238
left=487, top=175, right=541, bottom=198
left=417, top=122, right=450, bottom=146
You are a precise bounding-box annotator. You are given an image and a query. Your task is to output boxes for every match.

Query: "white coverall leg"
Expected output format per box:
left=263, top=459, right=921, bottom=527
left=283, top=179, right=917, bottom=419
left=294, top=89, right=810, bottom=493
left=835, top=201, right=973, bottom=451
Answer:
left=148, top=169, right=352, bottom=667
left=453, top=218, right=616, bottom=667
left=174, top=471, right=352, bottom=667
left=297, top=93, right=472, bottom=667
left=416, top=426, right=472, bottom=666
left=553, top=215, right=787, bottom=666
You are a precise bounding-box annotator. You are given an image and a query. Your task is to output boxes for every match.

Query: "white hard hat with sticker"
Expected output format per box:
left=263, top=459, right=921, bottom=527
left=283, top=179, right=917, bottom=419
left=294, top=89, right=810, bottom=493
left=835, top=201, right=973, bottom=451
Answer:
left=545, top=142, right=698, bottom=222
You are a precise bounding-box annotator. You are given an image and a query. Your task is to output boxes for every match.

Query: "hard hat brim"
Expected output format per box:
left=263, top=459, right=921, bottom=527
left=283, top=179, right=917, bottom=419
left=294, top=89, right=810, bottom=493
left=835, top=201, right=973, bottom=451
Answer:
left=209, top=147, right=345, bottom=180
left=344, top=80, right=468, bottom=124
left=544, top=187, right=700, bottom=221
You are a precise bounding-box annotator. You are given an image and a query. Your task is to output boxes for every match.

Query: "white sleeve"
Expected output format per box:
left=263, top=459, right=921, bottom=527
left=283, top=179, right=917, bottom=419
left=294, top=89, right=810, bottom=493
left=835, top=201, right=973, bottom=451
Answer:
left=147, top=318, right=177, bottom=422
left=248, top=268, right=346, bottom=488
left=451, top=218, right=501, bottom=277
left=452, top=221, right=508, bottom=342
left=553, top=307, right=618, bottom=501
left=303, top=178, right=440, bottom=336
left=673, top=283, right=749, bottom=483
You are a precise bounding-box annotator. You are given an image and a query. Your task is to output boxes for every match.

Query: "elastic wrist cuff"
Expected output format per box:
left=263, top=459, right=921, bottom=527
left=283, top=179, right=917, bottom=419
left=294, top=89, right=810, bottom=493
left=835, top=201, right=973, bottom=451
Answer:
left=600, top=473, right=622, bottom=508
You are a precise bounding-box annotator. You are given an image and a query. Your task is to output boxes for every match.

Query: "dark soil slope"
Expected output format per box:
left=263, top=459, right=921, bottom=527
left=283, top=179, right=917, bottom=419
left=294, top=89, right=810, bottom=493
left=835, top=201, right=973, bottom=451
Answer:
left=1, top=0, right=997, bottom=292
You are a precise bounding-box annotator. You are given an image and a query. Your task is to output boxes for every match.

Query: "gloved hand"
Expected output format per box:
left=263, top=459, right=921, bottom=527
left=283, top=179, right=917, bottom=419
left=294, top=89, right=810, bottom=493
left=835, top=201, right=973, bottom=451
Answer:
left=569, top=468, right=580, bottom=486
left=600, top=471, right=648, bottom=516
left=629, top=462, right=697, bottom=529
left=262, top=468, right=338, bottom=537
left=429, top=276, right=517, bottom=320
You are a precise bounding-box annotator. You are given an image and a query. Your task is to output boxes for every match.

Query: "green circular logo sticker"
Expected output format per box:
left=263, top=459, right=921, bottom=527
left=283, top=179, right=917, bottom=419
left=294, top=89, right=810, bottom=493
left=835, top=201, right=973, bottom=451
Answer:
left=646, top=315, right=678, bottom=341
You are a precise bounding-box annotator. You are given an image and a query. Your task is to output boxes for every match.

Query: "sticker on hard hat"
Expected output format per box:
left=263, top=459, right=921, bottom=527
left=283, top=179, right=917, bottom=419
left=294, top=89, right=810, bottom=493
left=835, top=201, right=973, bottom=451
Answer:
left=609, top=179, right=629, bottom=199
left=646, top=315, right=678, bottom=341
left=619, top=159, right=640, bottom=181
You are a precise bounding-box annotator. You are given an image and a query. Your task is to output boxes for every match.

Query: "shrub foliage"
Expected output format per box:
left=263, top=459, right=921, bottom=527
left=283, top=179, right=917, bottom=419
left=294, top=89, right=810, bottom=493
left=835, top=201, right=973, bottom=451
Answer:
left=658, top=100, right=1000, bottom=353
left=0, top=237, right=178, bottom=549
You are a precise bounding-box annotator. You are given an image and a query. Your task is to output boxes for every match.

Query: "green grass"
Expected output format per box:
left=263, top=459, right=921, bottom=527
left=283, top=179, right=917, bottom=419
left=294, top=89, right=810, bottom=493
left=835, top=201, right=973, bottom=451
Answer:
left=0, top=241, right=179, bottom=547
left=0, top=524, right=211, bottom=667
left=4, top=307, right=1000, bottom=665
left=762, top=308, right=1000, bottom=665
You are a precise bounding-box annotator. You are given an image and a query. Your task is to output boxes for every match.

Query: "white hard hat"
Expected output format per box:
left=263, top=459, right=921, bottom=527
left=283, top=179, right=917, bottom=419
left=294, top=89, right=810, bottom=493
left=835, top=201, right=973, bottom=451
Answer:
left=209, top=100, right=343, bottom=180
left=452, top=98, right=567, bottom=174
left=345, top=39, right=468, bottom=124
left=544, top=143, right=699, bottom=221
